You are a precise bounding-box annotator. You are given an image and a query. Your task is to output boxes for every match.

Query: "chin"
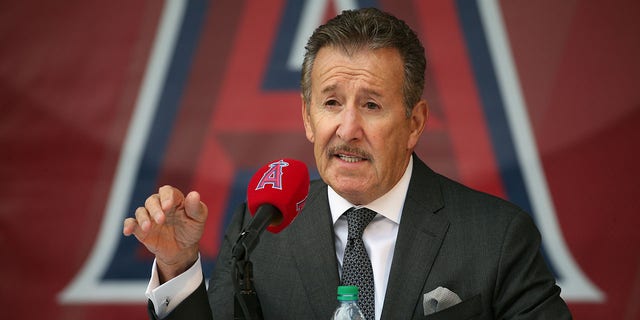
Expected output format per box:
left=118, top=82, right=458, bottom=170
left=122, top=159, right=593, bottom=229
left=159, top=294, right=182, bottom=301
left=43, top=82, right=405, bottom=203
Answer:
left=331, top=182, right=374, bottom=203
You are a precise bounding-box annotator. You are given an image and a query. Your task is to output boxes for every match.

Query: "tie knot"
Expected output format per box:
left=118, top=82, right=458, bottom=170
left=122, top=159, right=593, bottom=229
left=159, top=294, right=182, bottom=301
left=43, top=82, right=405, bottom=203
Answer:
left=346, top=207, right=377, bottom=239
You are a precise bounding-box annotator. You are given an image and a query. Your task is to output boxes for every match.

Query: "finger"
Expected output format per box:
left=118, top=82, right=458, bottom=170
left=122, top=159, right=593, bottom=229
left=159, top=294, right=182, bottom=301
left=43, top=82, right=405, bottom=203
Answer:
left=122, top=217, right=139, bottom=236
left=145, top=194, right=165, bottom=225
left=158, top=185, right=185, bottom=213
left=134, top=206, right=153, bottom=232
left=123, top=214, right=149, bottom=241
left=184, top=191, right=208, bottom=223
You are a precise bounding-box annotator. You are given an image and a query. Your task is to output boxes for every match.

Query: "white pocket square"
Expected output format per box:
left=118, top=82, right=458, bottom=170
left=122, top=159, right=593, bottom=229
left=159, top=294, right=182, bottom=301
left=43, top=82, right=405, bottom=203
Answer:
left=423, top=286, right=462, bottom=316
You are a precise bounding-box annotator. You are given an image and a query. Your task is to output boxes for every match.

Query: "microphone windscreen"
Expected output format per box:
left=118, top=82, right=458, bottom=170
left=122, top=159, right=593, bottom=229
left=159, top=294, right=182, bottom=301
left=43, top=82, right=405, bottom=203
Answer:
left=246, top=158, right=309, bottom=233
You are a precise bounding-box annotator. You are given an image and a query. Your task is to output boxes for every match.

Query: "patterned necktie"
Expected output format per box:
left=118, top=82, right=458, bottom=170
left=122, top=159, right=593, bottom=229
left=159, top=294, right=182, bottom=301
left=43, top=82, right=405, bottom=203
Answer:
left=341, top=207, right=377, bottom=320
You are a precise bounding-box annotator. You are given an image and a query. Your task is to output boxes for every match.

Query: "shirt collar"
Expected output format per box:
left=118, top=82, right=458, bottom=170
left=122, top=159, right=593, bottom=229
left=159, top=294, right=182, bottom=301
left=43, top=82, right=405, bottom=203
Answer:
left=328, top=156, right=413, bottom=225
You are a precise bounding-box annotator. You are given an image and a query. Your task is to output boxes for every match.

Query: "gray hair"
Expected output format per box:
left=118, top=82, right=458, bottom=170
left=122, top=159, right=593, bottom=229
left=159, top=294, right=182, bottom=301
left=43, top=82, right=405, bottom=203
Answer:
left=301, top=8, right=426, bottom=116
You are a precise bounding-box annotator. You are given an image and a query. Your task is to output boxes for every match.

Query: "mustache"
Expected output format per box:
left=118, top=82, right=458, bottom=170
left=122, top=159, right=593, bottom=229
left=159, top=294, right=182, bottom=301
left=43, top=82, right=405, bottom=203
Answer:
left=327, top=145, right=372, bottom=160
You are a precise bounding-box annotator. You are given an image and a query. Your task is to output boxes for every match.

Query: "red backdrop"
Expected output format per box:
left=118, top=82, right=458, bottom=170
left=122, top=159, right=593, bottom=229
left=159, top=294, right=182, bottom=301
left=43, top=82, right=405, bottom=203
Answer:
left=1, top=0, right=638, bottom=319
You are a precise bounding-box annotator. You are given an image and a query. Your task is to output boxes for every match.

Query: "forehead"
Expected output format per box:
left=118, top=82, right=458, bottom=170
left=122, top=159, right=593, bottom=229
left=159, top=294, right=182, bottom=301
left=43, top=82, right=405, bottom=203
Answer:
left=311, top=46, right=404, bottom=93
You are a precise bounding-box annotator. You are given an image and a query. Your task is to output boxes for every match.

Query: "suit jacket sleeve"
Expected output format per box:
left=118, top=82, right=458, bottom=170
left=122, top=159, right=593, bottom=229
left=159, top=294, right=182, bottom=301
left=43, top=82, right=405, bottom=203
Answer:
left=492, top=211, right=571, bottom=319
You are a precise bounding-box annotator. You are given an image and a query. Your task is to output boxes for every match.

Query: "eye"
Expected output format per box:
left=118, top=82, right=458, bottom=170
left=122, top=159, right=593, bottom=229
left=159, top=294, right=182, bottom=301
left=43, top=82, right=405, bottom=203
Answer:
left=365, top=102, right=380, bottom=110
left=324, top=99, right=339, bottom=107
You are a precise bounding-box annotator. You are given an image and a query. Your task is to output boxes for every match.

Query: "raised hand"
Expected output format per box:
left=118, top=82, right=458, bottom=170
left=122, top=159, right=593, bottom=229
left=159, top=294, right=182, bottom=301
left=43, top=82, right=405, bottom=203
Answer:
left=123, top=185, right=208, bottom=282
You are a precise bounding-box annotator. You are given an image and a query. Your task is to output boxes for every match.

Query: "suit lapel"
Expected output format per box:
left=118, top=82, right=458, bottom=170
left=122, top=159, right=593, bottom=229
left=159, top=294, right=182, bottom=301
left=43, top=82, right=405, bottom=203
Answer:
left=288, top=182, right=340, bottom=319
left=381, top=158, right=450, bottom=319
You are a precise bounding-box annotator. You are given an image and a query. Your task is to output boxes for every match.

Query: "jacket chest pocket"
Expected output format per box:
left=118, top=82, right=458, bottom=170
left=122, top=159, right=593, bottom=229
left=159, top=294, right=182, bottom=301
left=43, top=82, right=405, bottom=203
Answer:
left=423, top=294, right=482, bottom=319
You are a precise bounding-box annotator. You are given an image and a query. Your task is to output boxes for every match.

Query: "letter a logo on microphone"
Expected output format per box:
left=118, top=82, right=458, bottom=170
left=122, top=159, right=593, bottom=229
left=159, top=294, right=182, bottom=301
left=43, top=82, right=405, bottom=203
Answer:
left=256, top=159, right=289, bottom=190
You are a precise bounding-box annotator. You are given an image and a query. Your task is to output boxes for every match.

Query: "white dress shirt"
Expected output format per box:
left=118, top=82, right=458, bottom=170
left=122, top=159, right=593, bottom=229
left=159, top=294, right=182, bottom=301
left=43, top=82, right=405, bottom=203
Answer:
left=329, top=156, right=411, bottom=320
left=147, top=157, right=413, bottom=320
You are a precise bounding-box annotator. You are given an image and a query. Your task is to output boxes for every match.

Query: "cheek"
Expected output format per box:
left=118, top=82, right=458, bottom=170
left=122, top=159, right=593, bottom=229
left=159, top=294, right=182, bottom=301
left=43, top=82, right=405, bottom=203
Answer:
left=374, top=127, right=411, bottom=162
left=374, top=124, right=406, bottom=148
left=309, top=118, right=335, bottom=145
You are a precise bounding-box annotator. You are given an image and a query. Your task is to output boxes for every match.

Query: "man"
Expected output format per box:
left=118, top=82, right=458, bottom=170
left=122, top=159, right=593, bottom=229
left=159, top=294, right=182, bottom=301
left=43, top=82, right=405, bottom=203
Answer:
left=123, top=8, right=571, bottom=319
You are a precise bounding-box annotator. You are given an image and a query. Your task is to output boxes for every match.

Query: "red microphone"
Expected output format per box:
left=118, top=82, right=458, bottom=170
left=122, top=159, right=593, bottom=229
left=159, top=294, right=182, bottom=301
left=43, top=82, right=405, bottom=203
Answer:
left=232, top=158, right=309, bottom=259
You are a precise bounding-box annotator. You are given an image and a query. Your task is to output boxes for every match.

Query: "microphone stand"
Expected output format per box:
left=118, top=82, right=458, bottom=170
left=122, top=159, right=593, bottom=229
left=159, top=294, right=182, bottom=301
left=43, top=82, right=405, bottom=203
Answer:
left=232, top=205, right=276, bottom=320
left=232, top=253, right=264, bottom=320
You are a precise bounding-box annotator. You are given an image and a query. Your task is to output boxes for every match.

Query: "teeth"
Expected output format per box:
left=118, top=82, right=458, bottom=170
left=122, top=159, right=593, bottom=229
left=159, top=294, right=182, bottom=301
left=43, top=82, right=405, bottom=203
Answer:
left=338, top=154, right=363, bottom=163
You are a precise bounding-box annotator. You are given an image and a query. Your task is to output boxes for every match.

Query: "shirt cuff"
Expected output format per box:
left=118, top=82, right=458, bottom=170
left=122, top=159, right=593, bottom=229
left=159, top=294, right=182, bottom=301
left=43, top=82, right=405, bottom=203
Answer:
left=145, top=254, right=203, bottom=318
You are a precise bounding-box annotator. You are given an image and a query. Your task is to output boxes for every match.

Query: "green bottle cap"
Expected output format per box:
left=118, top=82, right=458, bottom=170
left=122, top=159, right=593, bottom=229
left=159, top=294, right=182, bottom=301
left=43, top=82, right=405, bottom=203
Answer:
left=337, top=285, right=359, bottom=301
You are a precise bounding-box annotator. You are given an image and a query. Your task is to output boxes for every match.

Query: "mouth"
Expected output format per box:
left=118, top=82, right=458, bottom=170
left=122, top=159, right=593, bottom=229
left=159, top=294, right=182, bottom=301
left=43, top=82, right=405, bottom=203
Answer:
left=337, top=153, right=367, bottom=163
left=330, top=146, right=370, bottom=163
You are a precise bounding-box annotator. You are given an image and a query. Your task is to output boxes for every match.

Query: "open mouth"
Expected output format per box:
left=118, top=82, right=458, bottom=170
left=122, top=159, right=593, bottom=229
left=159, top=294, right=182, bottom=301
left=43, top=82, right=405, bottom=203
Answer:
left=337, top=154, right=366, bottom=163
left=329, top=146, right=371, bottom=163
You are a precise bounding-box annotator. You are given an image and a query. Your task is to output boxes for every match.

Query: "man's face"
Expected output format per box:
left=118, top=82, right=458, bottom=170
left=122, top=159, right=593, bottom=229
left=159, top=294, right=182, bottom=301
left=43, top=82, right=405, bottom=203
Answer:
left=302, top=46, right=427, bottom=205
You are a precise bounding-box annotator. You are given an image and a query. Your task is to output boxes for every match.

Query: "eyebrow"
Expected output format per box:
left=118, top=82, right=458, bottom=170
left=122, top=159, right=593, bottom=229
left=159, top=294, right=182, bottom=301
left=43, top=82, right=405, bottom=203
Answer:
left=320, top=84, right=383, bottom=98
left=320, top=84, right=338, bottom=95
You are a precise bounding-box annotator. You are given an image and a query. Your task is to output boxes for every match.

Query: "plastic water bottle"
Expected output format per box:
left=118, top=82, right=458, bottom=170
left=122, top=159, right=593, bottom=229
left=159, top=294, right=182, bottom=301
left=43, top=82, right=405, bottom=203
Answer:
left=330, top=286, right=365, bottom=320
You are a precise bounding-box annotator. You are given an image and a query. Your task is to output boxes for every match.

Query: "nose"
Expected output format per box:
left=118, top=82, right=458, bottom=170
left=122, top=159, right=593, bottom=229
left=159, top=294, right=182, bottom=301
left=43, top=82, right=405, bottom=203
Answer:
left=336, top=105, right=363, bottom=142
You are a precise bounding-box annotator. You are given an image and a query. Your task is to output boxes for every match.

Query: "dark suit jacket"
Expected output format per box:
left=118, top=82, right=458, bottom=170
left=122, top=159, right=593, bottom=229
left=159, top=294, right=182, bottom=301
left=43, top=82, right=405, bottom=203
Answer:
left=151, top=156, right=571, bottom=319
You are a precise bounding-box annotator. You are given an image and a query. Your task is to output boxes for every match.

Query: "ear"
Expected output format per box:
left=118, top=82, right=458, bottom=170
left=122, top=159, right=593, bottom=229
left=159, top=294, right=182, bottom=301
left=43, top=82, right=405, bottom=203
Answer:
left=406, top=99, right=428, bottom=150
left=301, top=95, right=315, bottom=143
